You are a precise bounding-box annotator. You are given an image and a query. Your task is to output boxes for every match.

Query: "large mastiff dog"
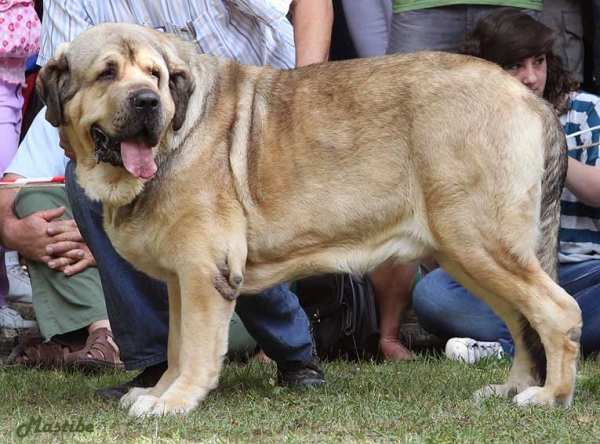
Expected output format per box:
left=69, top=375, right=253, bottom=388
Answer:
left=38, top=23, right=582, bottom=416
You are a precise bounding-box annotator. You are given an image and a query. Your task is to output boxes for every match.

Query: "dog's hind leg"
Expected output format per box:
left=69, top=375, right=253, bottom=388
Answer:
left=435, top=253, right=542, bottom=399
left=511, top=274, right=582, bottom=407
left=435, top=249, right=581, bottom=406
left=128, top=264, right=235, bottom=416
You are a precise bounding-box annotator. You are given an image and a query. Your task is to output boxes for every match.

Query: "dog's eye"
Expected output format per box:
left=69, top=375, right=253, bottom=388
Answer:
left=150, top=69, right=161, bottom=81
left=97, top=68, right=116, bottom=81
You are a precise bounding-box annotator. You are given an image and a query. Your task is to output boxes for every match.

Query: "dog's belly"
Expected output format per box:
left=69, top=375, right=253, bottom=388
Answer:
left=241, top=231, right=435, bottom=293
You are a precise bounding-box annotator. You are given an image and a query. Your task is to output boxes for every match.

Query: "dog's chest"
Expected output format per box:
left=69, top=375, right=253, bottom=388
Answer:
left=103, top=207, right=168, bottom=279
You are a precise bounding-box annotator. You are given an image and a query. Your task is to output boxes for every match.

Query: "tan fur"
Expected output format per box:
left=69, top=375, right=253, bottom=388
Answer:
left=38, top=23, right=582, bottom=416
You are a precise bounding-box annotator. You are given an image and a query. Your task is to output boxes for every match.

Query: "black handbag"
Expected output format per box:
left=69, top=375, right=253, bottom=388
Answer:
left=295, top=273, right=380, bottom=361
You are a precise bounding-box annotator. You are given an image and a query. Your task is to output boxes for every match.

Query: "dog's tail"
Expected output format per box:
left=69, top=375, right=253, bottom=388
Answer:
left=537, top=105, right=568, bottom=282
left=522, top=101, right=569, bottom=385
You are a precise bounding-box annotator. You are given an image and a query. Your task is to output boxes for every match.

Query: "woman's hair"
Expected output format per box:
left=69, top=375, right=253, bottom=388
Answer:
left=459, top=8, right=579, bottom=112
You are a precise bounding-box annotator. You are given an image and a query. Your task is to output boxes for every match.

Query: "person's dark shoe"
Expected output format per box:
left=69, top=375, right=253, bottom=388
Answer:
left=94, top=361, right=168, bottom=401
left=276, top=355, right=326, bottom=388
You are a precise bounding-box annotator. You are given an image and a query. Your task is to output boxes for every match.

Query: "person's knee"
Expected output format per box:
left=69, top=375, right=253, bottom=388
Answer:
left=412, top=269, right=455, bottom=333
left=14, top=187, right=70, bottom=219
left=413, top=269, right=445, bottom=307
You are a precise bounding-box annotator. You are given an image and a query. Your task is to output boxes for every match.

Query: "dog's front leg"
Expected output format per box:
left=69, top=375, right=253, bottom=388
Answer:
left=122, top=279, right=183, bottom=410
left=128, top=266, right=235, bottom=416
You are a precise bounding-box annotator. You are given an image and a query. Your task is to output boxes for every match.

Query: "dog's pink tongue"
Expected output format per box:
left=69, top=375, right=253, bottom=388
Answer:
left=120, top=140, right=157, bottom=179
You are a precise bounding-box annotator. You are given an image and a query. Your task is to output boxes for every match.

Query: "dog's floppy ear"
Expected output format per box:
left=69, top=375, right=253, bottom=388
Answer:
left=159, top=36, right=196, bottom=131
left=36, top=43, right=72, bottom=127
left=169, top=68, right=195, bottom=131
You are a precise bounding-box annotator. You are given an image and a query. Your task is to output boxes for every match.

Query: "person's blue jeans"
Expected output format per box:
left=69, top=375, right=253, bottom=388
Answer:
left=342, top=0, right=391, bottom=58
left=387, top=5, right=539, bottom=54
left=65, top=161, right=313, bottom=370
left=412, top=260, right=600, bottom=356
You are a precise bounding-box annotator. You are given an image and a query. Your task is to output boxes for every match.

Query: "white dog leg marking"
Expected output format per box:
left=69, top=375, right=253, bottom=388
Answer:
left=127, top=389, right=206, bottom=417
left=148, top=398, right=195, bottom=416
left=120, top=387, right=153, bottom=409
left=514, top=386, right=550, bottom=406
left=128, top=395, right=160, bottom=417
left=514, top=385, right=573, bottom=407
left=474, top=374, right=536, bottom=401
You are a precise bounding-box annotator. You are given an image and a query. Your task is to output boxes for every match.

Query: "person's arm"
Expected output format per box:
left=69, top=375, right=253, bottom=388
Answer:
left=563, top=96, right=600, bottom=208
left=564, top=156, right=600, bottom=207
left=289, top=0, right=333, bottom=67
left=37, top=0, right=93, bottom=67
left=0, top=178, right=24, bottom=252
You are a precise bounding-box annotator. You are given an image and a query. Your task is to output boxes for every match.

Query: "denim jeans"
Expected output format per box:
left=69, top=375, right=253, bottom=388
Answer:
left=387, top=6, right=539, bottom=54
left=65, top=161, right=313, bottom=370
left=342, top=0, right=391, bottom=58
left=412, top=260, right=600, bottom=356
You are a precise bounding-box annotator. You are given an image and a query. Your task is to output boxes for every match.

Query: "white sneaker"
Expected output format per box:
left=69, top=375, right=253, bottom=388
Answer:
left=445, top=337, right=504, bottom=365
left=0, top=306, right=37, bottom=329
left=5, top=251, right=32, bottom=304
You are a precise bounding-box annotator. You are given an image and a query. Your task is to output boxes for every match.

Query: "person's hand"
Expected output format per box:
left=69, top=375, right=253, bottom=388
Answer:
left=5, top=207, right=70, bottom=262
left=44, top=219, right=97, bottom=275
left=4, top=206, right=96, bottom=276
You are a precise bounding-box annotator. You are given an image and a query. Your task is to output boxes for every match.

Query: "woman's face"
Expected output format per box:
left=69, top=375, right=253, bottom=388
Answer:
left=503, top=54, right=548, bottom=97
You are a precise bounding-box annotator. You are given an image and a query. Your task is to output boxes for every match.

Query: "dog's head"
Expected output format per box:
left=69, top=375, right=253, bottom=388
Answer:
left=37, top=23, right=195, bottom=205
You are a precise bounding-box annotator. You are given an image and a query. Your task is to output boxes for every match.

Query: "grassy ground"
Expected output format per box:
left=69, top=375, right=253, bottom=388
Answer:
left=1, top=355, right=599, bottom=443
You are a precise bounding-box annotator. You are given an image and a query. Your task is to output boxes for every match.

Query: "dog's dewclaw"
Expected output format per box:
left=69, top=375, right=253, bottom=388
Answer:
left=231, top=275, right=243, bottom=288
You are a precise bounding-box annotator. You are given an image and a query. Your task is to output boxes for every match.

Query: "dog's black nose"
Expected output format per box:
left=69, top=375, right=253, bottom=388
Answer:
left=132, top=90, right=159, bottom=113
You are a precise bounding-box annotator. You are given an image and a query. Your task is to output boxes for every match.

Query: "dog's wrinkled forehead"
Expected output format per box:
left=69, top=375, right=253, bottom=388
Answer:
left=67, top=23, right=166, bottom=77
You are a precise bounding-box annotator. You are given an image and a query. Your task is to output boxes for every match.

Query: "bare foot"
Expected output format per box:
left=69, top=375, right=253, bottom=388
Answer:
left=250, top=349, right=273, bottom=364
left=379, top=337, right=413, bottom=361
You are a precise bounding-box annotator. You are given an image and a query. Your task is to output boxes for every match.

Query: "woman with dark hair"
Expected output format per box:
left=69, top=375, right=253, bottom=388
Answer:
left=412, top=8, right=600, bottom=364
left=459, top=8, right=579, bottom=112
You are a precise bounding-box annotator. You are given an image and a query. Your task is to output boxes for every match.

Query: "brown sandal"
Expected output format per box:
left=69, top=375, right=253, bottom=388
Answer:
left=6, top=337, right=84, bottom=369
left=65, top=328, right=124, bottom=374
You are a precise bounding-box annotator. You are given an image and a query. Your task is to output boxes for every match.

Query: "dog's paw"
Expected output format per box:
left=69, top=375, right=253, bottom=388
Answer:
left=120, top=387, right=153, bottom=409
left=128, top=395, right=161, bottom=417
left=128, top=394, right=197, bottom=417
left=514, top=386, right=572, bottom=407
left=473, top=383, right=520, bottom=400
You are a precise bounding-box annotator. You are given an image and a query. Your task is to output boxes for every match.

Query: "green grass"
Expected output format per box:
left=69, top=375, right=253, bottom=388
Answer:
left=1, top=355, right=599, bottom=443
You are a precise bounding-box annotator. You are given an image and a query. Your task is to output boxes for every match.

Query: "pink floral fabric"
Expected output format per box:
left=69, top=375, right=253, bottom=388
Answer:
left=0, top=0, right=40, bottom=84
